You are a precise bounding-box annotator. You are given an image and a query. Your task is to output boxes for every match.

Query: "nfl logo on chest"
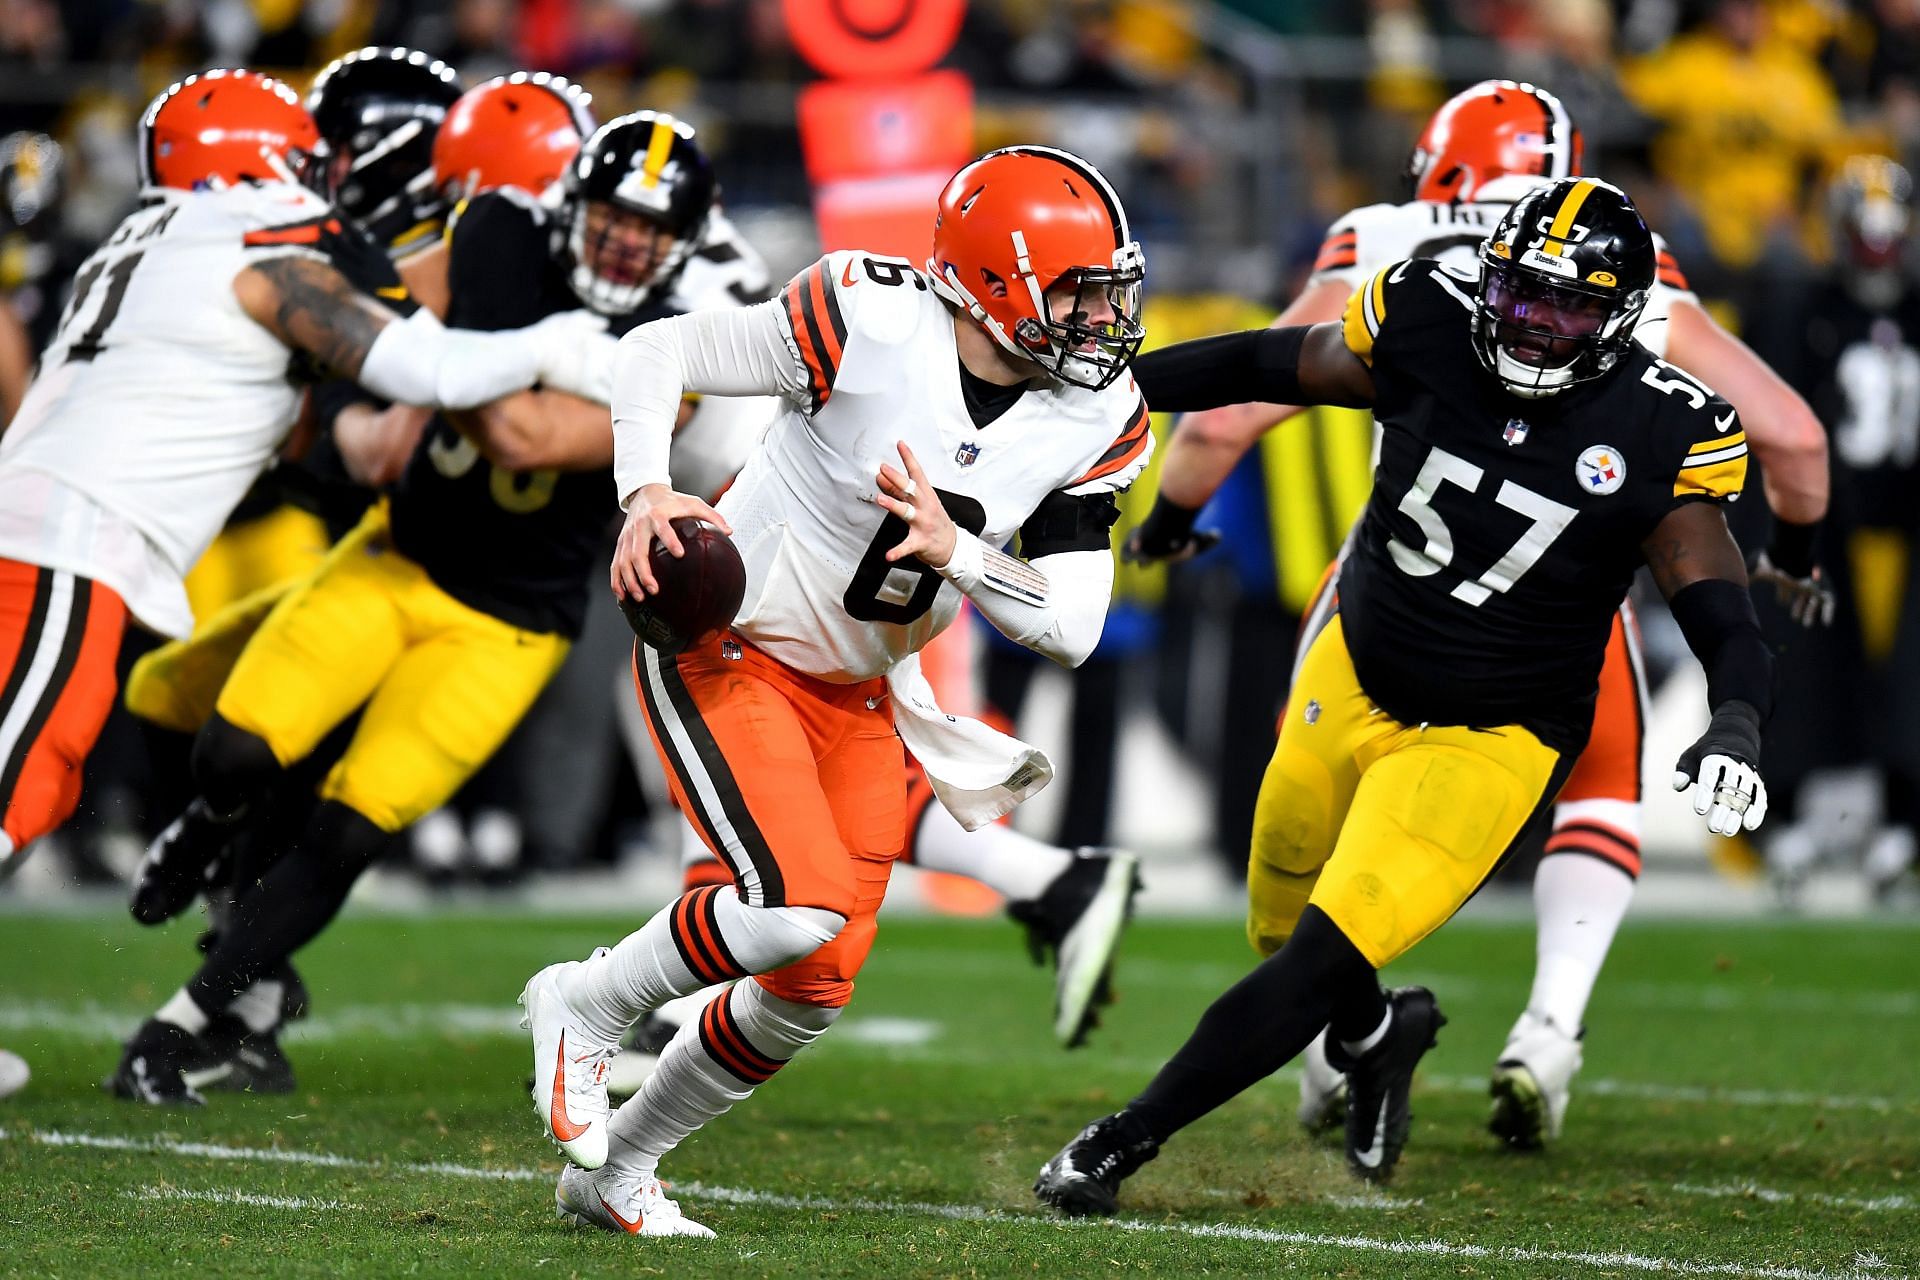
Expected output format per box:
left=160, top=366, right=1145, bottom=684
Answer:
left=1503, top=418, right=1529, bottom=446
left=954, top=442, right=981, bottom=467
left=1576, top=444, right=1626, bottom=495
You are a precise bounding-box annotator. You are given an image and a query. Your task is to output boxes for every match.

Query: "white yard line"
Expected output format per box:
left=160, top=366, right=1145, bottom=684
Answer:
left=2, top=998, right=1908, bottom=1114
left=0, top=1128, right=1905, bottom=1280
left=1672, top=1182, right=1915, bottom=1214
left=127, top=1185, right=354, bottom=1211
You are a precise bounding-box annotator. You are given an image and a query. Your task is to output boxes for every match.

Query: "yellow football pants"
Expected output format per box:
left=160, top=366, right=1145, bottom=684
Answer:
left=126, top=504, right=337, bottom=733
left=182, top=504, right=331, bottom=625
left=213, top=507, right=570, bottom=832
left=1246, top=615, right=1570, bottom=968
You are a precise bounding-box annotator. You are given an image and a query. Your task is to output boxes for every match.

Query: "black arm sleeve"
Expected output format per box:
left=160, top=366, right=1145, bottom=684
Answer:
left=1019, top=490, right=1121, bottom=559
left=1131, top=326, right=1310, bottom=413
left=1668, top=578, right=1774, bottom=719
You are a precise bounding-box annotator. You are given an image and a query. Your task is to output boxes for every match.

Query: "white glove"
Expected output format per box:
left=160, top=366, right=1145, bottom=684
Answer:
left=529, top=309, right=621, bottom=405
left=1671, top=752, right=1769, bottom=837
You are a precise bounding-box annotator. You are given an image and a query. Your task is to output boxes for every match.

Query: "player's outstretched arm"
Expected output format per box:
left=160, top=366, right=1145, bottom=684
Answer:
left=1124, top=320, right=1373, bottom=562
left=232, top=255, right=613, bottom=411
left=1665, top=299, right=1834, bottom=626
left=1152, top=280, right=1353, bottom=512
left=1643, top=501, right=1774, bottom=837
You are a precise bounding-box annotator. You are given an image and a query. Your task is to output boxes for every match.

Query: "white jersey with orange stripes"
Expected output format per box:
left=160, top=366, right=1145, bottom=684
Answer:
left=1306, top=174, right=1696, bottom=357
left=721, top=249, right=1152, bottom=682
left=0, top=181, right=341, bottom=637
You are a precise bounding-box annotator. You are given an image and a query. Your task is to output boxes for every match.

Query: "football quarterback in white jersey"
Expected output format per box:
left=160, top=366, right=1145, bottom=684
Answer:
left=1126, top=79, right=1830, bottom=1149
left=0, top=69, right=610, bottom=874
left=519, top=145, right=1151, bottom=1237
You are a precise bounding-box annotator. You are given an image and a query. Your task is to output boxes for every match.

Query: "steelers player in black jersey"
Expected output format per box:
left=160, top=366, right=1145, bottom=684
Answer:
left=109, top=113, right=724, bottom=1105
left=1036, top=178, right=1774, bottom=1209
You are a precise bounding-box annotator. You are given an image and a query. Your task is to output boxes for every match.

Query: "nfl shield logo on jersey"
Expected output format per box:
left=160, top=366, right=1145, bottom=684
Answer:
left=954, top=441, right=981, bottom=467
left=1503, top=418, right=1530, bottom=447
left=1576, top=445, right=1626, bottom=495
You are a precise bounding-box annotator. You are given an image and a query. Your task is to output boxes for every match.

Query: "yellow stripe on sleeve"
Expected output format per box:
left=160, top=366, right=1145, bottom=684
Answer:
left=1687, top=430, right=1745, bottom=455
left=1341, top=264, right=1394, bottom=366
left=1674, top=452, right=1748, bottom=502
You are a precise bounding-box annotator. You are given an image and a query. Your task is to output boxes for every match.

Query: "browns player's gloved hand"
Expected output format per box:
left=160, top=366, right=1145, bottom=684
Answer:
left=1122, top=496, right=1221, bottom=565
left=1747, top=519, right=1833, bottom=628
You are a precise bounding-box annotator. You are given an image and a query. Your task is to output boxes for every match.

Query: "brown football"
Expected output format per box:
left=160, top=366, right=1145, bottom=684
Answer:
left=617, top=517, right=746, bottom=654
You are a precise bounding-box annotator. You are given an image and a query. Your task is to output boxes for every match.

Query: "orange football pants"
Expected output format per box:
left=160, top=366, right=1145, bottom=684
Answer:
left=633, top=632, right=907, bottom=1008
left=0, top=559, right=127, bottom=862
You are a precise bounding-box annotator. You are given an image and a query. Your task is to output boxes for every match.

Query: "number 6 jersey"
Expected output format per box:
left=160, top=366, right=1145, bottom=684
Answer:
left=1337, top=258, right=1747, bottom=753
left=673, top=249, right=1152, bottom=683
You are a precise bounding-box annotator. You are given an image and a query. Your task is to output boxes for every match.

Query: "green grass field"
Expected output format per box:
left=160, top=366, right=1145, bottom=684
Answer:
left=0, top=907, right=1914, bottom=1278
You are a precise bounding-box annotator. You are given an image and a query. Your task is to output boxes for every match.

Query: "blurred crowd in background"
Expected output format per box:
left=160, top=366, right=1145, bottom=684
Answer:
left=3, top=0, right=1918, bottom=903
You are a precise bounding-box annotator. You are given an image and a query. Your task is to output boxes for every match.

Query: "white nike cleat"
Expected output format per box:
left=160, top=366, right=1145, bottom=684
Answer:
left=1297, top=1028, right=1348, bottom=1134
left=556, top=1164, right=716, bottom=1238
left=1488, top=1009, right=1583, bottom=1149
left=1011, top=849, right=1143, bottom=1048
left=520, top=953, right=619, bottom=1170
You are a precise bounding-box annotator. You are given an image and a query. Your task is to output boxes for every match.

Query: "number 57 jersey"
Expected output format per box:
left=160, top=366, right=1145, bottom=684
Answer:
left=717, top=250, right=1152, bottom=683
left=1336, top=259, right=1748, bottom=754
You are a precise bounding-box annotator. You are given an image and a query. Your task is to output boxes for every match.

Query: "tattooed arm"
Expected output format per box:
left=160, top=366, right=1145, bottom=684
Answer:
left=232, top=255, right=616, bottom=411
left=233, top=254, right=392, bottom=379
left=1641, top=501, right=1750, bottom=598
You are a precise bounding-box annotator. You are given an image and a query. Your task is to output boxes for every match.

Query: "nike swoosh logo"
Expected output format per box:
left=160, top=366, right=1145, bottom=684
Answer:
left=1714, top=410, right=1735, bottom=433
left=840, top=260, right=857, bottom=288
left=1388, top=261, right=1412, bottom=284
left=598, top=1193, right=643, bottom=1233
left=1352, top=1098, right=1390, bottom=1169
left=549, top=1030, right=589, bottom=1142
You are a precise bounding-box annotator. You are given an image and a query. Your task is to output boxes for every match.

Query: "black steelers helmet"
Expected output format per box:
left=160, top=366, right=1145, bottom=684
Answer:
left=558, top=111, right=717, bottom=315
left=1475, top=177, right=1655, bottom=399
left=306, top=47, right=461, bottom=253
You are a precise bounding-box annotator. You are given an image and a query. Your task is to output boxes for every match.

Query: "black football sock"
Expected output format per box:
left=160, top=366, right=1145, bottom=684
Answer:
left=184, top=800, right=390, bottom=1011
left=192, top=713, right=287, bottom=822
left=1127, top=906, right=1381, bottom=1143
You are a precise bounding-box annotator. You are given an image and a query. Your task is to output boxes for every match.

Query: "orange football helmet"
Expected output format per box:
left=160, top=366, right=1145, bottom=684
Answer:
left=432, top=72, right=595, bottom=201
left=138, top=69, right=318, bottom=191
left=1408, top=80, right=1582, bottom=203
left=927, top=146, right=1144, bottom=391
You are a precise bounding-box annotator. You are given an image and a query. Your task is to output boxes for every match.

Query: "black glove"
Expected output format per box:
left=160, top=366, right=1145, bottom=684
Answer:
left=1671, top=700, right=1769, bottom=837
left=1746, top=547, right=1834, bottom=628
left=1122, top=496, right=1221, bottom=566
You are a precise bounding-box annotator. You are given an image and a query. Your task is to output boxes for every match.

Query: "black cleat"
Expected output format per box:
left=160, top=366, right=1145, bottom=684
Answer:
left=130, top=800, right=233, bottom=926
left=1325, top=986, right=1446, bottom=1183
left=105, top=1018, right=224, bottom=1105
left=1008, top=849, right=1143, bottom=1048
left=203, top=1017, right=297, bottom=1094
left=1034, top=1110, right=1160, bottom=1217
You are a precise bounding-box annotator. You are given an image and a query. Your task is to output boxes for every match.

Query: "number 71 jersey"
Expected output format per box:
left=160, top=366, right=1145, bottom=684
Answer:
left=719, top=250, right=1153, bottom=683
left=1335, top=258, right=1747, bottom=753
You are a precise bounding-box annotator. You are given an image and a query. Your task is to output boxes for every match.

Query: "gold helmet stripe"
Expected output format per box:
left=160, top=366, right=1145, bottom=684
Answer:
left=1544, top=179, right=1598, bottom=256
left=639, top=118, right=676, bottom=189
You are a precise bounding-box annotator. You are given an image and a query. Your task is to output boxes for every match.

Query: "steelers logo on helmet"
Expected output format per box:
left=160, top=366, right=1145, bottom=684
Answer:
left=1575, top=444, right=1626, bottom=496
left=1473, top=177, right=1655, bottom=400
left=926, top=145, right=1146, bottom=391
left=558, top=111, right=716, bottom=316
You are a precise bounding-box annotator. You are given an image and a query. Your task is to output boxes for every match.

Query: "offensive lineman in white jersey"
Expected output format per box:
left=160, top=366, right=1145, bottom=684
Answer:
left=1126, top=80, right=1831, bottom=1148
left=0, top=69, right=608, bottom=874
left=518, top=145, right=1153, bottom=1238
